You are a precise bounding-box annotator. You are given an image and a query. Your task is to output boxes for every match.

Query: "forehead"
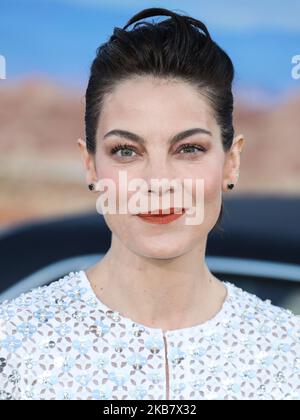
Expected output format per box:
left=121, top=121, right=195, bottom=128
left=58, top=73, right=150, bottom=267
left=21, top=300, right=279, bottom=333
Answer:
left=97, top=76, right=218, bottom=136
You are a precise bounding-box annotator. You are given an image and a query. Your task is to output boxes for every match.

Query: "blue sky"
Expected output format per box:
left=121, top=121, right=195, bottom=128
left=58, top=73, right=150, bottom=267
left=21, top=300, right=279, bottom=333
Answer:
left=0, top=0, right=300, bottom=97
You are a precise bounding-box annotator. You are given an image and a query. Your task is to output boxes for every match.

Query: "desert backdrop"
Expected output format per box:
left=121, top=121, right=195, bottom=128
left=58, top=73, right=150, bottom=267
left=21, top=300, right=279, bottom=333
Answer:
left=0, top=78, right=300, bottom=228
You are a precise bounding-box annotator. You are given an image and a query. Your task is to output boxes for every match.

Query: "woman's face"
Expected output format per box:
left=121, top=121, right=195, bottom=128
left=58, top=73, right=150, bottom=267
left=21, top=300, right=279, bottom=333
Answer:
left=79, top=76, right=244, bottom=259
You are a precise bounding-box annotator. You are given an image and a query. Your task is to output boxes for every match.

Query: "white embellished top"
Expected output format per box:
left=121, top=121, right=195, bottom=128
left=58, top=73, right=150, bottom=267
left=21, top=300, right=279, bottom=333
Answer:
left=0, top=270, right=299, bottom=400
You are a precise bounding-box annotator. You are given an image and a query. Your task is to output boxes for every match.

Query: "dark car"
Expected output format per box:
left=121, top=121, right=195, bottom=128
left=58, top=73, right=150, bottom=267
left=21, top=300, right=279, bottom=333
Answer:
left=0, top=195, right=300, bottom=314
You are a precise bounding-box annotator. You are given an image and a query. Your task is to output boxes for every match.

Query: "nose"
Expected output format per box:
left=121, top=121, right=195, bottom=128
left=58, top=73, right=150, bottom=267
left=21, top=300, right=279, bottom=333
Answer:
left=147, top=180, right=175, bottom=195
left=142, top=159, right=182, bottom=200
left=142, top=160, right=177, bottom=196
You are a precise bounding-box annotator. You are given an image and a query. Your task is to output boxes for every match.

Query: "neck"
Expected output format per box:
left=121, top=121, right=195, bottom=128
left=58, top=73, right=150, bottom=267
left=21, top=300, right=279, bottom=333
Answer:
left=86, top=235, right=227, bottom=332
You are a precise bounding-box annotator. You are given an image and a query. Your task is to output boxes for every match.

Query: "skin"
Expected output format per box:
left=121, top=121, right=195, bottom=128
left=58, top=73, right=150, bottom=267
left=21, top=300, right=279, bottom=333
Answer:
left=77, top=75, right=245, bottom=332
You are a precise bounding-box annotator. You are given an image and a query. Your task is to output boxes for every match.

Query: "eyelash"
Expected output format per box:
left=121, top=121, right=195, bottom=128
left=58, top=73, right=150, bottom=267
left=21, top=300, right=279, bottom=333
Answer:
left=110, top=143, right=206, bottom=158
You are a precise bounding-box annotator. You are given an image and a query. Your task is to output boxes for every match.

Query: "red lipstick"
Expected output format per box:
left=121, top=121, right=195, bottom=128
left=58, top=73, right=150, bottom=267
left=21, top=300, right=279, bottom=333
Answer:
left=136, top=208, right=185, bottom=224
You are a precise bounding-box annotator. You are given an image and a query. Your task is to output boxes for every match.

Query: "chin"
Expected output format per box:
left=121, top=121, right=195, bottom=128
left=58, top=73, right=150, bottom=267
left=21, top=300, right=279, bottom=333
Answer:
left=128, top=238, right=189, bottom=260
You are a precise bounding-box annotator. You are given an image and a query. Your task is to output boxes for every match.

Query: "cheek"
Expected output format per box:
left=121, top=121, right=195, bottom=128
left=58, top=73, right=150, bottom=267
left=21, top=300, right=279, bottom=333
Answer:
left=203, top=171, right=222, bottom=204
left=202, top=162, right=223, bottom=228
left=96, top=163, right=139, bottom=222
left=96, top=156, right=121, bottom=205
left=96, top=154, right=116, bottom=181
left=185, top=160, right=223, bottom=229
left=187, top=161, right=222, bottom=206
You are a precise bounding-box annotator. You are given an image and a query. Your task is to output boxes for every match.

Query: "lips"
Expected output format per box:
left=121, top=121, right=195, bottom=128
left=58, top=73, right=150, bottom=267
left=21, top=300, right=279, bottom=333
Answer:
left=136, top=208, right=185, bottom=224
left=138, top=207, right=185, bottom=216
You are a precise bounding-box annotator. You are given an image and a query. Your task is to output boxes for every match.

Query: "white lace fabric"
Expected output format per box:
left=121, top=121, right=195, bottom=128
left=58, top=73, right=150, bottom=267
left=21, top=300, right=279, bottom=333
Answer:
left=0, top=270, right=299, bottom=400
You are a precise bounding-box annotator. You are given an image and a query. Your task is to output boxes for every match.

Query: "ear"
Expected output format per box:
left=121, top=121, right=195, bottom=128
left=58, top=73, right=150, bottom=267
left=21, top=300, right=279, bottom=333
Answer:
left=222, top=134, right=245, bottom=192
left=77, top=138, right=98, bottom=186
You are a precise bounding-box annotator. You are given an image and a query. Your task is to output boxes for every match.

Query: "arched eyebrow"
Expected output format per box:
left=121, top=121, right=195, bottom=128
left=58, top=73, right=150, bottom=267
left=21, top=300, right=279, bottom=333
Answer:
left=103, top=127, right=212, bottom=146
